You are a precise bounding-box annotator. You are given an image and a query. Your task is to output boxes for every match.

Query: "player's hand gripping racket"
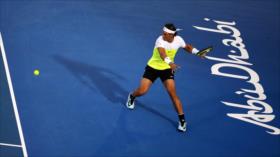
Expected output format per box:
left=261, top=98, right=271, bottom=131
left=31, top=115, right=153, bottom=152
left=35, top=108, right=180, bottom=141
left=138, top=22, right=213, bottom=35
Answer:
left=197, top=46, right=213, bottom=58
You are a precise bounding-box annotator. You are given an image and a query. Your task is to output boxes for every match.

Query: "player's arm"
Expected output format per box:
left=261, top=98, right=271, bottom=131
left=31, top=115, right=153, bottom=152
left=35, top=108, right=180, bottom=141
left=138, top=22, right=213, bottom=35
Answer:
left=183, top=44, right=210, bottom=58
left=158, top=47, right=168, bottom=60
left=158, top=47, right=179, bottom=72
left=184, top=44, right=199, bottom=54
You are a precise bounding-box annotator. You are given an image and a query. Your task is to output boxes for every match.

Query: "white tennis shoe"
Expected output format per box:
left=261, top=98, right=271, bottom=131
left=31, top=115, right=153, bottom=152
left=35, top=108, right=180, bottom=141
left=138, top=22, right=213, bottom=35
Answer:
left=178, top=121, right=187, bottom=132
left=126, top=93, right=135, bottom=109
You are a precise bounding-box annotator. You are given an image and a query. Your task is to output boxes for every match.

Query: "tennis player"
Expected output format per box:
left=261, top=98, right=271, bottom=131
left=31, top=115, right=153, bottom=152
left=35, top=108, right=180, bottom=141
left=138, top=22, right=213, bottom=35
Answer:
left=126, top=23, right=206, bottom=132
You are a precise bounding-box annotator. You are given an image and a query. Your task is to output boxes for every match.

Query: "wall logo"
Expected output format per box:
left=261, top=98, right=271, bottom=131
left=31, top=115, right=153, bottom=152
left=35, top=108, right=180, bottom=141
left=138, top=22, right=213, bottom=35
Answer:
left=193, top=18, right=280, bottom=135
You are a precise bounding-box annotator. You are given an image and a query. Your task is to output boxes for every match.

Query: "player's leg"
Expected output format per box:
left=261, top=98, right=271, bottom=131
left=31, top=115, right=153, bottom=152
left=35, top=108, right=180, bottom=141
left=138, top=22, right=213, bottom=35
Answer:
left=126, top=66, right=157, bottom=109
left=126, top=78, right=153, bottom=109
left=163, top=79, right=186, bottom=132
left=132, top=78, right=153, bottom=97
left=163, top=79, right=184, bottom=114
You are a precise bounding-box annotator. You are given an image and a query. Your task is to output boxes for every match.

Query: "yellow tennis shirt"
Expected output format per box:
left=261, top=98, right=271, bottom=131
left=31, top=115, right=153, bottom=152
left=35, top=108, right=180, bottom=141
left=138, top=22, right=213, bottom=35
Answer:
left=147, top=36, right=186, bottom=70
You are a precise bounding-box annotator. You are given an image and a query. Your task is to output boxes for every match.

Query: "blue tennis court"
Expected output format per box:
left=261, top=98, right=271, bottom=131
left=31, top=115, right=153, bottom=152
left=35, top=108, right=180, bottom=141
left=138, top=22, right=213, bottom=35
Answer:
left=1, top=0, right=279, bottom=156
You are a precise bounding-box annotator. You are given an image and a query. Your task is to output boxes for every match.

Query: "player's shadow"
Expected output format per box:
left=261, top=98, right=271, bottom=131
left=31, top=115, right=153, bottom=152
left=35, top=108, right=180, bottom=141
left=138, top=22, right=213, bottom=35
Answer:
left=54, top=55, right=127, bottom=103
left=53, top=55, right=176, bottom=126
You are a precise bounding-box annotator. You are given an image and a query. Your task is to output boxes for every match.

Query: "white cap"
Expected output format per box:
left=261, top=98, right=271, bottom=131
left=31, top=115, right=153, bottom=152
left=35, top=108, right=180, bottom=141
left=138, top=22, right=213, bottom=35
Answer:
left=163, top=27, right=183, bottom=34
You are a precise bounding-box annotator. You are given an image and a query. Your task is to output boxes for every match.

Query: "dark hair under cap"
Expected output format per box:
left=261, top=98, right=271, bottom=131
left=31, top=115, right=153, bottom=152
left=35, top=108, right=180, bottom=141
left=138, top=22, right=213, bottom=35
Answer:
left=164, top=23, right=177, bottom=36
left=165, top=23, right=176, bottom=31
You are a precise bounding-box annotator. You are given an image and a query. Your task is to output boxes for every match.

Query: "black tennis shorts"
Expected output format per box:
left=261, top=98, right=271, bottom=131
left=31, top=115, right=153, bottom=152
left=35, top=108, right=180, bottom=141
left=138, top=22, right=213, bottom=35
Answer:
left=143, top=65, right=174, bottom=83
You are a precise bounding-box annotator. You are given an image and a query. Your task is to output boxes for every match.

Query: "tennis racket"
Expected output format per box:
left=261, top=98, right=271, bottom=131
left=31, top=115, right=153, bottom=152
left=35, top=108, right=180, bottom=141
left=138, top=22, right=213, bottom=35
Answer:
left=197, top=46, right=213, bottom=57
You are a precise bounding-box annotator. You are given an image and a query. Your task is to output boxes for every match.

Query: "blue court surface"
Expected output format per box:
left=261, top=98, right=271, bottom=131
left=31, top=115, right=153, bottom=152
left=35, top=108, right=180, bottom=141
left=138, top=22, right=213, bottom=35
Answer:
left=0, top=0, right=280, bottom=157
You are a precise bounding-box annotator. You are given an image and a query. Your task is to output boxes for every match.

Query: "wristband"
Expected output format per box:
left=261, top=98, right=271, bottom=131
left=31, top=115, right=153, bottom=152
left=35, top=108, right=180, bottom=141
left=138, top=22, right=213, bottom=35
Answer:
left=164, top=57, right=173, bottom=64
left=192, top=48, right=199, bottom=54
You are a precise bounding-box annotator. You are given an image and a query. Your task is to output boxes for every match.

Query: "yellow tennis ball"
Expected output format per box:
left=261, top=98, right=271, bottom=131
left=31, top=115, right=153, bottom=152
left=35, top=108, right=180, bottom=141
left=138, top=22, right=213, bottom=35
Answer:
left=34, top=69, right=40, bottom=76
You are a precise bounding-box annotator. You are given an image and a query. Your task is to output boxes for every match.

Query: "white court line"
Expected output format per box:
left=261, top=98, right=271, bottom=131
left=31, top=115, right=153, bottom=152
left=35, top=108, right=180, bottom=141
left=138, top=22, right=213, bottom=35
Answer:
left=0, top=142, right=22, bottom=148
left=0, top=32, right=28, bottom=157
